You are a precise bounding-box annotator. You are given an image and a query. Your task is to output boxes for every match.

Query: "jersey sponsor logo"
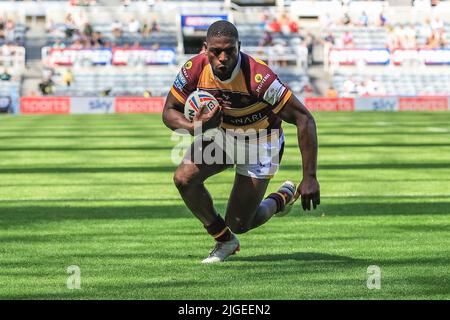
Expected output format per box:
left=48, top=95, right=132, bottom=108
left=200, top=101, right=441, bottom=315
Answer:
left=255, top=73, right=263, bottom=83
left=255, top=74, right=271, bottom=94
left=228, top=112, right=265, bottom=126
left=182, top=66, right=189, bottom=79
left=174, top=72, right=187, bottom=90
left=263, top=79, right=286, bottom=105
left=184, top=60, right=193, bottom=69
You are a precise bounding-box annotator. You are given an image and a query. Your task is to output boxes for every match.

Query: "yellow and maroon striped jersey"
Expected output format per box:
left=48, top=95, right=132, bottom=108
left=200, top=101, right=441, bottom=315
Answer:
left=170, top=52, right=292, bottom=132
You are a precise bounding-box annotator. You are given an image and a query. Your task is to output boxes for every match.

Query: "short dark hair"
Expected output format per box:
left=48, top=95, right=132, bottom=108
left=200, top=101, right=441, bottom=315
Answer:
left=206, top=20, right=239, bottom=41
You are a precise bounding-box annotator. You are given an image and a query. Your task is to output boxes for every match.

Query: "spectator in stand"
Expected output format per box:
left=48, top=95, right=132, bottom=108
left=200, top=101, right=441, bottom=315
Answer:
left=427, top=29, right=448, bottom=48
left=304, top=32, right=315, bottom=66
left=91, top=31, right=105, bottom=48
left=144, top=89, right=153, bottom=98
left=0, top=68, right=11, bottom=81
left=386, top=26, right=396, bottom=51
left=357, top=11, right=369, bottom=27
left=302, top=84, right=314, bottom=97
left=323, top=32, right=335, bottom=46
left=69, top=37, right=83, bottom=49
left=431, top=15, right=444, bottom=31
left=326, top=86, right=338, bottom=98
left=343, top=77, right=356, bottom=97
left=378, top=11, right=387, bottom=27
left=342, top=31, right=354, bottom=48
left=258, top=31, right=273, bottom=47
left=272, top=39, right=288, bottom=67
left=83, top=22, right=93, bottom=39
left=52, top=38, right=66, bottom=49
left=356, top=81, right=367, bottom=96
left=259, top=11, right=270, bottom=31
left=63, top=68, right=74, bottom=87
left=341, top=12, right=352, bottom=26
left=366, top=77, right=386, bottom=96
left=111, top=20, right=123, bottom=39
left=132, top=40, right=141, bottom=49
left=267, top=18, right=281, bottom=33
left=289, top=18, right=300, bottom=34
left=141, top=19, right=153, bottom=37
left=5, top=19, right=15, bottom=43
left=128, top=18, right=140, bottom=34
left=39, top=75, right=54, bottom=95
left=279, top=13, right=295, bottom=36
left=151, top=20, right=160, bottom=33
left=64, top=13, right=77, bottom=39
left=1, top=43, right=16, bottom=61
left=394, top=25, right=407, bottom=49
left=404, top=24, right=417, bottom=49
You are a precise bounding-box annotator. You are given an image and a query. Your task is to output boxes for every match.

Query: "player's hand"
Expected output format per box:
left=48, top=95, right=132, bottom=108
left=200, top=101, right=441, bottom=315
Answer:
left=193, top=105, right=222, bottom=132
left=294, top=177, right=320, bottom=211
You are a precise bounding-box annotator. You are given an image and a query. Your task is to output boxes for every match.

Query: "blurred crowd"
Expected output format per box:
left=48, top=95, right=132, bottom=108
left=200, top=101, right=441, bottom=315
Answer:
left=322, top=11, right=448, bottom=49
left=46, top=12, right=161, bottom=49
left=257, top=12, right=315, bottom=66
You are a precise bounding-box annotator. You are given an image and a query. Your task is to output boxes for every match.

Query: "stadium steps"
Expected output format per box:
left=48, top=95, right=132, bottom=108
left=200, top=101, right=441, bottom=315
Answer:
left=22, top=60, right=43, bottom=96
left=307, top=65, right=330, bottom=96
left=25, top=20, right=47, bottom=61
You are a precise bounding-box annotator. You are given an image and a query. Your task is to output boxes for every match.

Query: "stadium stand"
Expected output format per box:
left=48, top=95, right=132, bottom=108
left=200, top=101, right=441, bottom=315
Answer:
left=320, top=2, right=450, bottom=97
left=48, top=66, right=179, bottom=97
left=3, top=0, right=450, bottom=101
left=0, top=9, right=26, bottom=112
left=34, top=1, right=313, bottom=98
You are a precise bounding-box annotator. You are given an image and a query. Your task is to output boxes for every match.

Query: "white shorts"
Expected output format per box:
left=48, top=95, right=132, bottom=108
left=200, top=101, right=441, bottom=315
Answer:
left=184, top=129, right=285, bottom=180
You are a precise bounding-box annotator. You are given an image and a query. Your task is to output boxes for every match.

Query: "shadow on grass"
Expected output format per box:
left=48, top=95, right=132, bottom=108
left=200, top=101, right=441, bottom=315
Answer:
left=1, top=201, right=449, bottom=228
left=1, top=162, right=450, bottom=175
left=0, top=146, right=174, bottom=152
left=233, top=252, right=359, bottom=263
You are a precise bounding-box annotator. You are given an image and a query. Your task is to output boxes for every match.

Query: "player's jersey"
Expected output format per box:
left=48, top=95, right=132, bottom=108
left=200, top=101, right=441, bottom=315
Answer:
left=170, top=52, right=292, bottom=133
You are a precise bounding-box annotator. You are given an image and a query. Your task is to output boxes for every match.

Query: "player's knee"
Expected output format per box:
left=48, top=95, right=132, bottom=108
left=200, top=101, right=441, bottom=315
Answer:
left=173, top=170, right=198, bottom=191
left=173, top=172, right=190, bottom=190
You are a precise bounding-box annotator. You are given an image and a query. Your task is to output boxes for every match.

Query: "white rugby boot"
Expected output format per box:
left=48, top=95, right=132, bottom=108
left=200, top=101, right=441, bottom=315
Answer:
left=274, top=180, right=297, bottom=217
left=201, top=234, right=240, bottom=264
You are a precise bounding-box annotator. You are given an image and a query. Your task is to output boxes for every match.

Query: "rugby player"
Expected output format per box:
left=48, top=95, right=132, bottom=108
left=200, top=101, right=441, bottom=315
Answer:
left=163, top=20, right=320, bottom=263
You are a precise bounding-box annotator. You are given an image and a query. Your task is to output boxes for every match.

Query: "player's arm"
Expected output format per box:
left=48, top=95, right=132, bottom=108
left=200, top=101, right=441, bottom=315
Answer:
left=162, top=91, right=195, bottom=135
left=278, top=94, right=320, bottom=210
left=162, top=91, right=222, bottom=136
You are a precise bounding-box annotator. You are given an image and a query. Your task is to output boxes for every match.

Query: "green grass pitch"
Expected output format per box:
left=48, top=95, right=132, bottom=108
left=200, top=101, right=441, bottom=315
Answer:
left=0, top=112, right=449, bottom=299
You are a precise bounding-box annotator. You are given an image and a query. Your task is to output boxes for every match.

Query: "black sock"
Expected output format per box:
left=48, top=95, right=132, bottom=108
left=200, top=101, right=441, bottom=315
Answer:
left=267, top=192, right=287, bottom=213
left=204, top=215, right=232, bottom=242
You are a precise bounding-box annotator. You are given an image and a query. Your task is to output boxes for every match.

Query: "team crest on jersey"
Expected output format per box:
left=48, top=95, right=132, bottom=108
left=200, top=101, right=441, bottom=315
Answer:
left=255, top=74, right=263, bottom=83
left=184, top=61, right=193, bottom=69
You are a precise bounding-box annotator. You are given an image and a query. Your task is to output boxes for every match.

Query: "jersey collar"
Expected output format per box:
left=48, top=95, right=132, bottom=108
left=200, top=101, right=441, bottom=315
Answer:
left=212, top=52, right=241, bottom=84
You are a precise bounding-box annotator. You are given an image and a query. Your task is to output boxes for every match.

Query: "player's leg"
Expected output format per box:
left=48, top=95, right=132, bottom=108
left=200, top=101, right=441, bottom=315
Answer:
left=173, top=136, right=233, bottom=225
left=173, top=159, right=230, bottom=226
left=224, top=174, right=296, bottom=234
left=173, top=138, right=236, bottom=262
left=225, top=131, right=296, bottom=233
left=224, top=173, right=271, bottom=234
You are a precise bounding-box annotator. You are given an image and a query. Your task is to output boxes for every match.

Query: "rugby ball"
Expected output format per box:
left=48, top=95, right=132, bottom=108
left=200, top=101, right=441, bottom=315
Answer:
left=184, top=90, right=220, bottom=122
